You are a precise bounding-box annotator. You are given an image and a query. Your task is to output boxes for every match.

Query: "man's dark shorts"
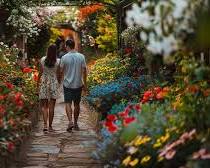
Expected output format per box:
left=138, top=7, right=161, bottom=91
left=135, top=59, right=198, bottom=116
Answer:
left=63, top=86, right=83, bottom=104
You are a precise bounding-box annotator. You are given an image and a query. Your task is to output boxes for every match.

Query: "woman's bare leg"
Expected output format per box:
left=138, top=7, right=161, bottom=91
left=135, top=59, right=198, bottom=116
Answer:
left=49, top=99, right=56, bottom=130
left=40, top=99, right=48, bottom=130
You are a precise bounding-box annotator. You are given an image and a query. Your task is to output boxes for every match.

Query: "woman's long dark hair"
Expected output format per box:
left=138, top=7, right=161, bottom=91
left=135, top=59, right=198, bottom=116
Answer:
left=45, top=44, right=57, bottom=68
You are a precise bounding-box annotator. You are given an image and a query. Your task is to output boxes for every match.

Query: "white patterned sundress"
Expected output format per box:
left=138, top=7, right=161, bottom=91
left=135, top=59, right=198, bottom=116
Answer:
left=39, top=56, right=61, bottom=100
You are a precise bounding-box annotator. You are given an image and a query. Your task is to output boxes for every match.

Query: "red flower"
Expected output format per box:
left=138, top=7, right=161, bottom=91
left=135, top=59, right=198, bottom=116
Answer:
left=14, top=92, right=23, bottom=107
left=23, top=67, right=32, bottom=73
left=5, top=82, right=14, bottom=89
left=124, top=47, right=132, bottom=54
left=107, top=123, right=118, bottom=133
left=0, top=105, right=5, bottom=114
left=33, top=72, right=39, bottom=81
left=119, top=105, right=131, bottom=118
left=144, top=90, right=153, bottom=98
left=107, top=114, right=117, bottom=121
left=154, top=87, right=162, bottom=94
left=7, top=142, right=15, bottom=152
left=15, top=92, right=22, bottom=100
left=134, top=104, right=141, bottom=112
left=104, top=120, right=111, bottom=127
left=123, top=116, right=136, bottom=126
left=104, top=120, right=118, bottom=133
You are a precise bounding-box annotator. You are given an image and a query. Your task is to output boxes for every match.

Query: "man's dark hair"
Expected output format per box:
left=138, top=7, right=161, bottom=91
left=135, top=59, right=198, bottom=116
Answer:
left=65, top=39, right=75, bottom=49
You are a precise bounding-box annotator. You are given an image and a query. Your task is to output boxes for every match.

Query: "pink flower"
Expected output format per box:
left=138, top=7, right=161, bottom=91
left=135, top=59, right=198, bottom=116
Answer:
left=0, top=95, right=6, bottom=100
left=192, top=148, right=210, bottom=160
left=165, top=150, right=176, bottom=160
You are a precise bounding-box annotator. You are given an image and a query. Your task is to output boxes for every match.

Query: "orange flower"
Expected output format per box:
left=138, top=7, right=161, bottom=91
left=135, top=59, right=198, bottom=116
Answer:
left=187, top=85, right=199, bottom=94
left=78, top=4, right=104, bottom=20
left=33, top=72, right=39, bottom=81
left=203, top=88, right=210, bottom=97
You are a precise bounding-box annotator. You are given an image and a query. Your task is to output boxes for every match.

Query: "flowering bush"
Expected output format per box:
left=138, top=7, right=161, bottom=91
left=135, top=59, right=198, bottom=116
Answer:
left=87, top=53, right=129, bottom=87
left=96, top=14, right=117, bottom=52
left=0, top=43, right=38, bottom=155
left=125, top=0, right=209, bottom=57
left=78, top=3, right=104, bottom=21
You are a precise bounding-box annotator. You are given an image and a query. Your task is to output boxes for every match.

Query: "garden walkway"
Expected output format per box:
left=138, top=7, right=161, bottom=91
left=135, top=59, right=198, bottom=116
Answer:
left=16, top=97, right=101, bottom=168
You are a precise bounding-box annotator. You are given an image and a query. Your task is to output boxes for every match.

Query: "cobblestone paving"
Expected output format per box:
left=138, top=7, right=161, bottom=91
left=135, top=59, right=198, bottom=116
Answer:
left=17, top=97, right=101, bottom=168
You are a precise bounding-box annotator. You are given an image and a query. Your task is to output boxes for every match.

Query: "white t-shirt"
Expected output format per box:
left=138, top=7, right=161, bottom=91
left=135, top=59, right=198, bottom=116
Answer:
left=60, top=51, right=87, bottom=89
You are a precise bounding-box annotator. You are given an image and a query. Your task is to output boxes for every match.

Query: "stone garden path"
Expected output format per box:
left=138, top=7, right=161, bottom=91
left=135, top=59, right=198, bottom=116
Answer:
left=16, top=97, right=101, bottom=168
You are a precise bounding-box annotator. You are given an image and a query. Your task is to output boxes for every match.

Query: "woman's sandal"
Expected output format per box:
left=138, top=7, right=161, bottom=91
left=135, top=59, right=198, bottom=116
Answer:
left=43, top=126, right=48, bottom=133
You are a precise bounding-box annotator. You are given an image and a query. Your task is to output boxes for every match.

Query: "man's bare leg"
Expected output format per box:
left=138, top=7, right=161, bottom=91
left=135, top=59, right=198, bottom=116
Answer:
left=65, top=102, right=74, bottom=131
left=74, top=102, right=80, bottom=130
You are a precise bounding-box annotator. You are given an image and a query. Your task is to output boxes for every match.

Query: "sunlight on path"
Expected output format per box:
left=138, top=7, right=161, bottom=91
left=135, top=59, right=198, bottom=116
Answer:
left=17, top=97, right=101, bottom=168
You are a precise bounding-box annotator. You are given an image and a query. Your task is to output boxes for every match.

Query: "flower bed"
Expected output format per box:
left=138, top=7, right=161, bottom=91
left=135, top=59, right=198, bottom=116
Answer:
left=86, top=76, right=153, bottom=119
left=92, top=63, right=210, bottom=168
left=0, top=42, right=39, bottom=167
left=87, top=53, right=129, bottom=87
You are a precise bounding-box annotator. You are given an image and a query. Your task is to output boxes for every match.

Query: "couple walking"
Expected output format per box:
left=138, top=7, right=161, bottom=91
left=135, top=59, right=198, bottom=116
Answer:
left=38, top=39, right=87, bottom=133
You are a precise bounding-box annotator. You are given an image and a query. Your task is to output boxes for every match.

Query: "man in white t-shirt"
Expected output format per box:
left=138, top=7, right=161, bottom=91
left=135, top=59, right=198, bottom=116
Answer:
left=60, top=39, right=87, bottom=132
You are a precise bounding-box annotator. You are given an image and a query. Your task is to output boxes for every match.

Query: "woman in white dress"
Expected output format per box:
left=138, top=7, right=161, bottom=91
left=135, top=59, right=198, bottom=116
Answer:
left=38, top=44, right=60, bottom=132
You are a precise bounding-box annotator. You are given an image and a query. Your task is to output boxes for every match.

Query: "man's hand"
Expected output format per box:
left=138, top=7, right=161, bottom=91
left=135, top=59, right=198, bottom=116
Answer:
left=82, top=85, right=88, bottom=96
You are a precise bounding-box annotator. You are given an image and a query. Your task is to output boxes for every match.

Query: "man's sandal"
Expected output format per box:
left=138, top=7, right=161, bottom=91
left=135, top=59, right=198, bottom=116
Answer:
left=67, top=122, right=74, bottom=132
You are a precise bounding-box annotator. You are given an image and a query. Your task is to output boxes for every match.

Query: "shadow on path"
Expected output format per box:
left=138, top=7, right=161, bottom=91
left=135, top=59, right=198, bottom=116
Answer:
left=16, top=97, right=101, bottom=168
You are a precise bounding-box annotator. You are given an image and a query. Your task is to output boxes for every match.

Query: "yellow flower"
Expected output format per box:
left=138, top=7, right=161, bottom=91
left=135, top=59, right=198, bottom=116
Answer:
left=141, top=155, right=151, bottom=164
left=153, top=142, right=162, bottom=148
left=153, top=132, right=170, bottom=148
left=160, top=132, right=170, bottom=143
left=122, top=156, right=131, bottom=166
left=158, top=156, right=164, bottom=162
left=129, top=158, right=139, bottom=167
left=133, top=136, right=151, bottom=146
